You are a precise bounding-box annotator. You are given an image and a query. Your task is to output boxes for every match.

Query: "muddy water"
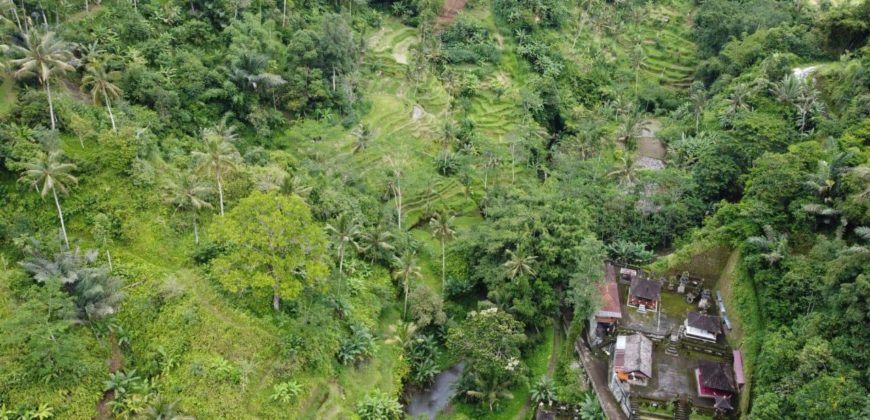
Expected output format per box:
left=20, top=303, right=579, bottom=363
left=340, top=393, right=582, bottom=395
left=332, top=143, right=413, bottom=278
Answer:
left=404, top=362, right=465, bottom=420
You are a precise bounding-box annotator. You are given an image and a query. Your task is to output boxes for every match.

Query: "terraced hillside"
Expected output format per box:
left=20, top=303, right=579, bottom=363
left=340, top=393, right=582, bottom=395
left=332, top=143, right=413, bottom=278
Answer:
left=639, top=7, right=699, bottom=88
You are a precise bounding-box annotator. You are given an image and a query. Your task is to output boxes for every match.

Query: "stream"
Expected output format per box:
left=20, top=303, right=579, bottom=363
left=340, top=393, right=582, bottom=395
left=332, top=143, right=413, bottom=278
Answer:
left=404, top=362, right=465, bottom=420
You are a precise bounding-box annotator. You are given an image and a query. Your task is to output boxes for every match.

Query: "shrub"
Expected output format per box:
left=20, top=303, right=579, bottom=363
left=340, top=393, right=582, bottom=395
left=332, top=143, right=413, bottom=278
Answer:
left=356, top=391, right=402, bottom=420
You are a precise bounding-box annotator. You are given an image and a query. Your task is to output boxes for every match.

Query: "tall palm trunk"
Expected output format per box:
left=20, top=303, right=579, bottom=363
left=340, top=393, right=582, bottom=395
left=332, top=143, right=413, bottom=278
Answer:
left=338, top=242, right=345, bottom=275
left=440, top=239, right=446, bottom=290
left=52, top=188, right=69, bottom=248
left=273, top=285, right=281, bottom=311
left=45, top=81, right=56, bottom=130
left=11, top=5, right=22, bottom=32
left=216, top=171, right=224, bottom=216
left=104, top=95, right=116, bottom=131
left=403, top=273, right=409, bottom=319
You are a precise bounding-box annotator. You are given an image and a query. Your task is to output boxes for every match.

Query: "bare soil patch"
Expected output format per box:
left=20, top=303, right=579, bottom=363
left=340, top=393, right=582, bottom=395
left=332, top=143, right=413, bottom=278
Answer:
left=436, top=0, right=467, bottom=28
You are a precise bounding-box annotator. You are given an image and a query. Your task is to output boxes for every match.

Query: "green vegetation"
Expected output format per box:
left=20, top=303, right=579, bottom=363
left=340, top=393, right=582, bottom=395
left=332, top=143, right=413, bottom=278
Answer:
left=0, top=0, right=867, bottom=418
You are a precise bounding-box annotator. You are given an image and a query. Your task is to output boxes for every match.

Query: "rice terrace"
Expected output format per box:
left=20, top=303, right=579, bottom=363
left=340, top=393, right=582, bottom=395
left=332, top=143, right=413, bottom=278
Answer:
left=0, top=0, right=867, bottom=419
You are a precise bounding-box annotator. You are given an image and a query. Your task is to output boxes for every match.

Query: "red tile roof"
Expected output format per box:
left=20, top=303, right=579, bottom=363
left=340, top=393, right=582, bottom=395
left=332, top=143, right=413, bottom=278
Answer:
left=595, top=277, right=622, bottom=319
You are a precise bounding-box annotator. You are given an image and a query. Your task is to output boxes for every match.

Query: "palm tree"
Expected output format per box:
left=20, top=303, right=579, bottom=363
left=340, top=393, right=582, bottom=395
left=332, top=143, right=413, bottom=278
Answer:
left=530, top=376, right=557, bottom=404
left=3, top=30, right=76, bottom=130
left=192, top=128, right=240, bottom=216
left=607, top=154, right=640, bottom=186
left=746, top=225, right=788, bottom=266
left=616, top=112, right=643, bottom=149
left=482, top=152, right=500, bottom=192
left=0, top=0, right=23, bottom=32
left=466, top=375, right=514, bottom=412
left=503, top=247, right=537, bottom=280
left=384, top=320, right=419, bottom=352
left=142, top=396, right=194, bottom=420
left=392, top=251, right=422, bottom=319
left=351, top=123, right=373, bottom=154
left=429, top=210, right=455, bottom=290
left=81, top=62, right=122, bottom=131
left=630, top=43, right=645, bottom=95
left=360, top=223, right=395, bottom=263
left=724, top=83, right=753, bottom=118
left=688, top=81, right=707, bottom=133
left=227, top=51, right=286, bottom=93
left=18, top=151, right=78, bottom=248
left=325, top=213, right=361, bottom=277
left=770, top=74, right=802, bottom=107
left=163, top=171, right=212, bottom=244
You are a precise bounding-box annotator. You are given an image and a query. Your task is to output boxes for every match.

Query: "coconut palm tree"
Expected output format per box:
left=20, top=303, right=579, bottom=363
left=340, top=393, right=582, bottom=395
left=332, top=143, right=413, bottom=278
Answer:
left=384, top=320, right=419, bottom=352
left=466, top=375, right=515, bottom=412
left=688, top=81, right=707, bottom=133
left=503, top=247, right=537, bottom=280
left=3, top=30, right=76, bottom=130
left=0, top=0, right=23, bottom=32
left=227, top=51, right=286, bottom=94
left=18, top=151, right=78, bottom=248
left=163, top=171, right=212, bottom=244
left=325, top=213, right=361, bottom=277
left=724, top=83, right=753, bottom=118
left=360, top=223, right=395, bottom=264
left=607, top=154, right=640, bottom=186
left=429, top=210, right=455, bottom=290
left=392, top=251, right=422, bottom=319
left=81, top=62, right=122, bottom=131
left=351, top=123, right=373, bottom=154
left=192, top=128, right=240, bottom=216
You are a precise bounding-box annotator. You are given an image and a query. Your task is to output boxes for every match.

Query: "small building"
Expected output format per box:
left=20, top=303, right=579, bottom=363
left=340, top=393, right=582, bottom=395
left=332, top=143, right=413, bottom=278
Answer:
left=684, top=312, right=723, bottom=342
left=628, top=277, right=661, bottom=312
left=613, top=334, right=653, bottom=386
left=695, top=360, right=736, bottom=411
left=589, top=264, right=623, bottom=346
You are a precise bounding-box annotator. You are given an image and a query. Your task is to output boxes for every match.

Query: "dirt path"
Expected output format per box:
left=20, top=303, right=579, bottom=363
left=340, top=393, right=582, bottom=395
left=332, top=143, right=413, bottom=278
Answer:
left=436, top=0, right=467, bottom=28
left=96, top=333, right=124, bottom=419
left=574, top=338, right=628, bottom=420
left=514, top=323, right=562, bottom=420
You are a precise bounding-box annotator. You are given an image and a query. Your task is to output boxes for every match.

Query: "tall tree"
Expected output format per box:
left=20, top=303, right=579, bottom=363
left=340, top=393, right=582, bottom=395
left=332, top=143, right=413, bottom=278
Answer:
left=212, top=192, right=328, bottom=311
left=325, top=213, right=361, bottom=278
left=392, top=251, right=422, bottom=319
left=163, top=171, right=212, bottom=244
left=503, top=247, right=537, bottom=280
left=192, top=127, right=240, bottom=216
left=429, top=210, right=455, bottom=290
left=81, top=62, right=122, bottom=131
left=3, top=30, right=76, bottom=130
left=689, top=81, right=708, bottom=133
left=360, top=223, right=395, bottom=264
left=18, top=151, right=77, bottom=248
